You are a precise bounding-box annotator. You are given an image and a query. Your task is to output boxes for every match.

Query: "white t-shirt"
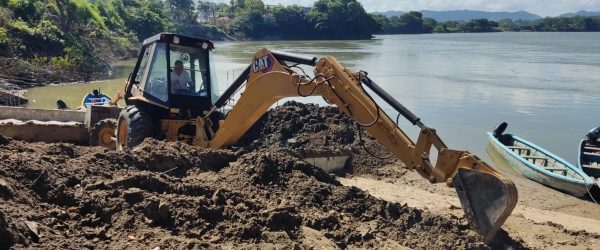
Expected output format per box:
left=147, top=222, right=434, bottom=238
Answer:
left=170, top=70, right=192, bottom=91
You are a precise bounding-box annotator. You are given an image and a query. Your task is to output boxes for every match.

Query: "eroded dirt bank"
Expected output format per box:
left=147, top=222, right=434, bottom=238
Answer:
left=0, top=102, right=491, bottom=249
left=0, top=137, right=486, bottom=249
left=1, top=101, right=598, bottom=249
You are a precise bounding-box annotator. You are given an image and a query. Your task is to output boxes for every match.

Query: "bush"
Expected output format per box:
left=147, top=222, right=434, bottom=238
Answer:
left=0, top=27, right=8, bottom=47
left=7, top=0, right=44, bottom=24
left=49, top=55, right=73, bottom=69
left=9, top=19, right=36, bottom=35
left=30, top=56, right=48, bottom=67
left=36, top=20, right=64, bottom=44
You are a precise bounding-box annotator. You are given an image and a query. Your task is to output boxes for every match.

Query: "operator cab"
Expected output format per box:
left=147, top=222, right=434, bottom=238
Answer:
left=126, top=33, right=217, bottom=118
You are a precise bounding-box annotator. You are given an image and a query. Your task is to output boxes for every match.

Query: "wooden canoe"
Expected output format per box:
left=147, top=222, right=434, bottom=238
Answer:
left=487, top=132, right=595, bottom=197
left=578, top=139, right=600, bottom=178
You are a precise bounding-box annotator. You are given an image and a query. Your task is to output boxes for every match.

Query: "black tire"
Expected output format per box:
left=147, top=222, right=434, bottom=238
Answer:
left=89, top=118, right=117, bottom=149
left=116, top=106, right=157, bottom=150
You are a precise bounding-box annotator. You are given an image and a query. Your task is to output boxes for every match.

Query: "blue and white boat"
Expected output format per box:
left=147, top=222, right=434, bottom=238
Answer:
left=487, top=122, right=595, bottom=198
left=81, top=89, right=111, bottom=109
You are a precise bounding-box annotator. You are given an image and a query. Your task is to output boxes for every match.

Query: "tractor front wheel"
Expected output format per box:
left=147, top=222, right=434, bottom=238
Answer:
left=89, top=118, right=117, bottom=149
left=116, top=106, right=157, bottom=150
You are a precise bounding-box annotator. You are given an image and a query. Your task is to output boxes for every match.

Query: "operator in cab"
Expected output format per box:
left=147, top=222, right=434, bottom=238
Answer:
left=171, top=60, right=194, bottom=94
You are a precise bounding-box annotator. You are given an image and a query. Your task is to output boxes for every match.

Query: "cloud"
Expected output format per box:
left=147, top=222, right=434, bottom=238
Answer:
left=207, top=0, right=600, bottom=17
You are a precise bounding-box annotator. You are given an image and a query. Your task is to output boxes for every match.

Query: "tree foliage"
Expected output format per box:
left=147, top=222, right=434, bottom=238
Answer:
left=0, top=0, right=230, bottom=82
left=202, top=0, right=377, bottom=39
left=376, top=11, right=434, bottom=34
left=531, top=16, right=600, bottom=31
left=377, top=12, right=600, bottom=34
left=306, top=0, right=377, bottom=39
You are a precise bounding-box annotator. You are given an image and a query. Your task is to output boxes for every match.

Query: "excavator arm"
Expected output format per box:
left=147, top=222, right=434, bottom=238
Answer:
left=205, top=49, right=517, bottom=242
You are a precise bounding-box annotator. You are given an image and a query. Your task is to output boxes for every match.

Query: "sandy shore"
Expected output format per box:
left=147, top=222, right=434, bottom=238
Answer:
left=342, top=164, right=600, bottom=249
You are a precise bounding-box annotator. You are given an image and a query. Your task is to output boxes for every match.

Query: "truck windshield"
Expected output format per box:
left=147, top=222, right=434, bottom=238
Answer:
left=169, top=44, right=209, bottom=96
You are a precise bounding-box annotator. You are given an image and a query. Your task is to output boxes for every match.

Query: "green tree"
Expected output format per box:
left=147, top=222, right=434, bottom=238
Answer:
left=228, top=0, right=266, bottom=39
left=379, top=11, right=431, bottom=34
left=463, top=19, right=498, bottom=32
left=433, top=21, right=463, bottom=33
left=271, top=5, right=313, bottom=39
left=116, top=0, right=169, bottom=40
left=166, top=0, right=195, bottom=23
left=7, top=0, right=44, bottom=24
left=497, top=19, right=517, bottom=31
left=197, top=1, right=217, bottom=23
left=422, top=17, right=437, bottom=33
left=307, top=0, right=377, bottom=39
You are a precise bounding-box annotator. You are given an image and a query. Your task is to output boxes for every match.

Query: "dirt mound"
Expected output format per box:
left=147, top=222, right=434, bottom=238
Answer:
left=237, top=101, right=400, bottom=176
left=0, top=137, right=486, bottom=249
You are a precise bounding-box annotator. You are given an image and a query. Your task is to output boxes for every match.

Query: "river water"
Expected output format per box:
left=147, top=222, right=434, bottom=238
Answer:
left=25, top=32, right=600, bottom=162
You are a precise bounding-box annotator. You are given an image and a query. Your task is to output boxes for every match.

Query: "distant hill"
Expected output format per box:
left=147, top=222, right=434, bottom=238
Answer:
left=374, top=10, right=541, bottom=21
left=559, top=10, right=600, bottom=17
left=377, top=10, right=404, bottom=18
left=421, top=10, right=540, bottom=22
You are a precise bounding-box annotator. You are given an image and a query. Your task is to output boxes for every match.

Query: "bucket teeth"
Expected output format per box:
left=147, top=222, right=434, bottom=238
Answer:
left=453, top=168, right=518, bottom=243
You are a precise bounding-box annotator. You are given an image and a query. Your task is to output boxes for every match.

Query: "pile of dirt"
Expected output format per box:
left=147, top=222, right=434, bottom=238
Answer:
left=0, top=137, right=486, bottom=249
left=237, top=101, right=401, bottom=177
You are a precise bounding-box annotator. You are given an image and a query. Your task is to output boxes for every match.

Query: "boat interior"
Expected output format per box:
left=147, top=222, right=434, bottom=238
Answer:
left=581, top=140, right=600, bottom=172
left=498, top=134, right=585, bottom=180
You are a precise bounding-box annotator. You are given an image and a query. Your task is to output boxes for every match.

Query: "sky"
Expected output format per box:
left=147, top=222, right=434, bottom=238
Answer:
left=209, top=0, right=600, bottom=17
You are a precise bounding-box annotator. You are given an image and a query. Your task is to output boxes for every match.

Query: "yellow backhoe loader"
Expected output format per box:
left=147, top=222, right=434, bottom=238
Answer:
left=114, top=33, right=517, bottom=243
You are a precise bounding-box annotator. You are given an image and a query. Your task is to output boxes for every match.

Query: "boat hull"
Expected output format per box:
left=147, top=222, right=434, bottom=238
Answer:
left=81, top=93, right=111, bottom=109
left=487, top=133, right=593, bottom=197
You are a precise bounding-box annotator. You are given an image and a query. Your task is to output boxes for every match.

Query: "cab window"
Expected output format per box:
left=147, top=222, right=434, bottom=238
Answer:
left=134, top=46, right=151, bottom=83
left=169, top=44, right=209, bottom=96
left=144, top=42, right=168, bottom=102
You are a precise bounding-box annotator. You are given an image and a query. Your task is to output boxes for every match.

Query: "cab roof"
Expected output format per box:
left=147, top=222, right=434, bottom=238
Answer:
left=142, top=33, right=214, bottom=50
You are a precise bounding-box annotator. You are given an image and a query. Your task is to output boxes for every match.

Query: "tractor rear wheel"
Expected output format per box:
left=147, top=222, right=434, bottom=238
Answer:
left=89, top=118, right=117, bottom=149
left=116, top=106, right=157, bottom=150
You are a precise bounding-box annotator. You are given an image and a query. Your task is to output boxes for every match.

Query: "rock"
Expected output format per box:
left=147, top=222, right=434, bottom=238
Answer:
left=0, top=211, right=15, bottom=247
left=25, top=220, right=40, bottom=239
left=123, top=188, right=144, bottom=204
left=266, top=211, right=301, bottom=231
left=0, top=135, right=10, bottom=145
left=83, top=225, right=108, bottom=239
left=261, top=231, right=290, bottom=243
left=143, top=200, right=159, bottom=222
left=0, top=178, right=12, bottom=199
left=48, top=208, right=69, bottom=220
left=211, top=189, right=226, bottom=205
left=158, top=201, right=170, bottom=222
left=235, top=202, right=248, bottom=212
left=127, top=235, right=137, bottom=241
left=300, top=227, right=339, bottom=249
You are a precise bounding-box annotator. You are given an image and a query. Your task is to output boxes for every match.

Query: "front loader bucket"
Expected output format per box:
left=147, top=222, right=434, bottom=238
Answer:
left=302, top=155, right=350, bottom=172
left=293, top=148, right=351, bottom=173
left=452, top=168, right=518, bottom=243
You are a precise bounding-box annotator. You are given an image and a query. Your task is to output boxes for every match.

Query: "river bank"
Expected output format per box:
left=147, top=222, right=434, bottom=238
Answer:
left=0, top=58, right=95, bottom=89
left=0, top=62, right=107, bottom=107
